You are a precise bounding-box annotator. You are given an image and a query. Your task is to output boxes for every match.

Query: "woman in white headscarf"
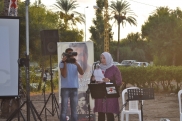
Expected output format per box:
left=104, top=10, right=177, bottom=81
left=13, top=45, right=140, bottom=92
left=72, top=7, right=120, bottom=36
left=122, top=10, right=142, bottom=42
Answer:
left=94, top=52, right=122, bottom=121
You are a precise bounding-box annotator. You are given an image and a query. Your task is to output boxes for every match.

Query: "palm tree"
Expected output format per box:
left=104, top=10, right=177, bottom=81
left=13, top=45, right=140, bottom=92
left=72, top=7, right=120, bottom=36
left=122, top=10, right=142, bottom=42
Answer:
left=110, top=0, right=137, bottom=62
left=54, top=0, right=85, bottom=30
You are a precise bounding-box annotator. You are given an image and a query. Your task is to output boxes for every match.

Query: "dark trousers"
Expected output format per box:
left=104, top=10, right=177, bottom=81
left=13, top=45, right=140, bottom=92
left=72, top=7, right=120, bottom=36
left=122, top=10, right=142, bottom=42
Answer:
left=98, top=112, right=114, bottom=121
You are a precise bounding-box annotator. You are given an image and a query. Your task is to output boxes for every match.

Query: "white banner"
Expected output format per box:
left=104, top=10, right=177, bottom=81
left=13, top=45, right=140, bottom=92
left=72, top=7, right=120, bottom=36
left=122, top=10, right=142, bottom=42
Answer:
left=0, top=17, right=19, bottom=96
left=57, top=42, right=95, bottom=121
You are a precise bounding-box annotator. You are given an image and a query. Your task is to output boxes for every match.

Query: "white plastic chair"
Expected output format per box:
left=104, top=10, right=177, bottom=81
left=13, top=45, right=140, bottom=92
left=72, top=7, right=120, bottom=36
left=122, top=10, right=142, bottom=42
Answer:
left=121, top=87, right=143, bottom=121
left=178, top=90, right=182, bottom=121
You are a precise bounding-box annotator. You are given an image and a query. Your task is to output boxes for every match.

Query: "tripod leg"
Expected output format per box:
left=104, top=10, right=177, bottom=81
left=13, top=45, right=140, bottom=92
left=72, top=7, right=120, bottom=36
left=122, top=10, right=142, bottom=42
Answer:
left=42, top=93, right=60, bottom=119
left=20, top=110, right=26, bottom=121
left=53, top=94, right=59, bottom=108
left=6, top=101, right=26, bottom=121
left=30, top=101, right=42, bottom=121
left=42, top=82, right=47, bottom=121
left=52, top=93, right=54, bottom=116
left=52, top=94, right=60, bottom=119
left=39, top=93, right=52, bottom=116
left=43, top=93, right=54, bottom=116
left=45, top=109, right=47, bottom=121
left=30, top=102, right=37, bottom=121
left=115, top=100, right=129, bottom=120
left=17, top=98, right=25, bottom=121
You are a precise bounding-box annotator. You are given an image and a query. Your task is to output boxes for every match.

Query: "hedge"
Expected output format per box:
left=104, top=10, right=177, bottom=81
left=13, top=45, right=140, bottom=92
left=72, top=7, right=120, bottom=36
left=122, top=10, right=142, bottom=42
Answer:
left=118, top=66, right=182, bottom=93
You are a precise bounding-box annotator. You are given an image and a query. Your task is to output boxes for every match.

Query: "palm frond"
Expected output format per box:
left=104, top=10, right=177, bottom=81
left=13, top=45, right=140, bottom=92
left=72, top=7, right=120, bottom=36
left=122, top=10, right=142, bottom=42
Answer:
left=54, top=0, right=79, bottom=14
left=109, top=0, right=137, bottom=26
left=53, top=0, right=85, bottom=29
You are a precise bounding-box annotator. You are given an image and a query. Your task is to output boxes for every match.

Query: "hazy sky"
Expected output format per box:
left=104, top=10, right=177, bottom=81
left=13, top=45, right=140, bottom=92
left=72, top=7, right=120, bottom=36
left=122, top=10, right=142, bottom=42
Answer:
left=30, top=0, right=182, bottom=41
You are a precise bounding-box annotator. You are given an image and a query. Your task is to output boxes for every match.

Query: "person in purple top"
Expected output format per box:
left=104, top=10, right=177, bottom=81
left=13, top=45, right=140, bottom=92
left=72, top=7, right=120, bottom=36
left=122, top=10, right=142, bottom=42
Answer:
left=94, top=52, right=122, bottom=121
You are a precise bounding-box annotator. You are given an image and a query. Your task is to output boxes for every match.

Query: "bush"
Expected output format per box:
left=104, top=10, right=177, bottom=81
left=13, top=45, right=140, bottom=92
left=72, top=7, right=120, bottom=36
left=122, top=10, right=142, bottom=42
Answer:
left=118, top=66, right=182, bottom=93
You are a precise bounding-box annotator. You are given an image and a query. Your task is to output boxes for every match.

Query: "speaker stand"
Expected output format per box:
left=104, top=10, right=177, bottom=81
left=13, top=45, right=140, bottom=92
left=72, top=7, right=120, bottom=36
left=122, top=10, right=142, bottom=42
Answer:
left=7, top=54, right=42, bottom=121
left=39, top=55, right=59, bottom=119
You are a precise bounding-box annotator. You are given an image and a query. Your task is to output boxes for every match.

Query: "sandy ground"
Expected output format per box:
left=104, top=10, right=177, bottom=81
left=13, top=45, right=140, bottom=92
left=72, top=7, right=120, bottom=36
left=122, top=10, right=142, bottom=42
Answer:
left=0, top=90, right=180, bottom=121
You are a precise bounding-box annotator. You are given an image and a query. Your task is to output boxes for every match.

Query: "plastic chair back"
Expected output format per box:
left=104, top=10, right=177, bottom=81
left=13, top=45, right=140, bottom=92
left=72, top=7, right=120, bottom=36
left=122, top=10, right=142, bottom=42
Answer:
left=121, top=87, right=143, bottom=121
left=129, top=101, right=139, bottom=111
left=122, top=87, right=140, bottom=110
left=178, top=90, right=182, bottom=121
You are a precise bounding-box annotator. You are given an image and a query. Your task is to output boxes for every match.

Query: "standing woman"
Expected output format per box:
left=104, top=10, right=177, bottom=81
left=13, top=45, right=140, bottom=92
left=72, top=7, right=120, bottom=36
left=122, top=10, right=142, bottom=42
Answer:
left=94, top=52, right=122, bottom=121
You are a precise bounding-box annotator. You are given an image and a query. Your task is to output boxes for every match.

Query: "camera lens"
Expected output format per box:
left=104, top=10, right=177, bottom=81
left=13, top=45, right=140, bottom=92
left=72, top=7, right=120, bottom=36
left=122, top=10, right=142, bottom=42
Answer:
left=71, top=52, right=77, bottom=56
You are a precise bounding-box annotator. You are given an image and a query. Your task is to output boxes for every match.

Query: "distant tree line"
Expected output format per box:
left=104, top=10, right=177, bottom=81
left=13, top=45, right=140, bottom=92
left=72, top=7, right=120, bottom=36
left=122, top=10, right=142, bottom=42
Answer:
left=1, top=0, right=182, bottom=66
left=90, top=0, right=182, bottom=66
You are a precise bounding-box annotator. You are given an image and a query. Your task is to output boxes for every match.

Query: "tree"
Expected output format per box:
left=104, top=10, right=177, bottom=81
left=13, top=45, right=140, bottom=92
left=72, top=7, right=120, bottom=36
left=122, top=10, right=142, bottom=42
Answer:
left=110, top=0, right=137, bottom=62
left=142, top=7, right=182, bottom=66
left=0, top=0, right=4, bottom=15
left=54, top=0, right=85, bottom=30
left=89, top=1, right=104, bottom=61
left=18, top=1, right=59, bottom=64
left=2, top=0, right=9, bottom=15
left=89, top=0, right=113, bottom=61
left=59, top=25, right=83, bottom=42
left=119, top=32, right=152, bottom=62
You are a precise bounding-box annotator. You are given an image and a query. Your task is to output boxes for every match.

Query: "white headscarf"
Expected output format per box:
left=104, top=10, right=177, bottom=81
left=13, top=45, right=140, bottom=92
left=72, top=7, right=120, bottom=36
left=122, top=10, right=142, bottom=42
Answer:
left=99, top=52, right=113, bottom=70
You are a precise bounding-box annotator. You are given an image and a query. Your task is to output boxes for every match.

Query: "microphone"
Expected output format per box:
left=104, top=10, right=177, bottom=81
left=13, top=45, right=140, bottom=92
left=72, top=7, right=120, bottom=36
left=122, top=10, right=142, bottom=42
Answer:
left=93, top=61, right=100, bottom=72
left=93, top=61, right=100, bottom=64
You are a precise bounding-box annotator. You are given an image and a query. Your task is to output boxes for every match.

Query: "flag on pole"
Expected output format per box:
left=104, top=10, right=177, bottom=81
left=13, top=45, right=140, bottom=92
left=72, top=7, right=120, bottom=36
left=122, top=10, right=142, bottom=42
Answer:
left=8, top=0, right=18, bottom=16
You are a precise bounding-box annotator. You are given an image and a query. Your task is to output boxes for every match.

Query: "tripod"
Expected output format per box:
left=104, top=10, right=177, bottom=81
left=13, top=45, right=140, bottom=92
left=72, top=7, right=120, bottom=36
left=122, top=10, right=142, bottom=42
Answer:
left=39, top=55, right=59, bottom=119
left=7, top=1, right=42, bottom=120
left=7, top=54, right=42, bottom=121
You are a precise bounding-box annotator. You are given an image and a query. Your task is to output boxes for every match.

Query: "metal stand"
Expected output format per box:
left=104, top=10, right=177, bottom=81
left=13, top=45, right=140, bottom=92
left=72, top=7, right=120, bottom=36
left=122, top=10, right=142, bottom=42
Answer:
left=39, top=55, right=59, bottom=119
left=117, top=99, right=129, bottom=120
left=1, top=97, right=25, bottom=121
left=42, top=81, right=47, bottom=120
left=7, top=1, right=42, bottom=120
left=85, top=89, right=91, bottom=121
left=6, top=100, right=41, bottom=121
left=88, top=83, right=119, bottom=121
left=17, top=97, right=26, bottom=121
left=127, top=88, right=154, bottom=121
left=85, top=62, right=98, bottom=121
left=7, top=54, right=42, bottom=121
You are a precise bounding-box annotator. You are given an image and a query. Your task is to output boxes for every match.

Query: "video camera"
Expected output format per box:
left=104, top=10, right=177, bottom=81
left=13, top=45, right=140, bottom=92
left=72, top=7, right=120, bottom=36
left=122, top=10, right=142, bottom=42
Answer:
left=62, top=52, right=77, bottom=63
left=62, top=52, right=77, bottom=57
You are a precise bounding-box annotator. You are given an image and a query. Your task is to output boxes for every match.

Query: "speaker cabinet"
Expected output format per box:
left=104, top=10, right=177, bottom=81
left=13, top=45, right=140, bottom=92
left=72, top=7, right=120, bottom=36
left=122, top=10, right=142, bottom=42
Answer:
left=40, top=30, right=59, bottom=55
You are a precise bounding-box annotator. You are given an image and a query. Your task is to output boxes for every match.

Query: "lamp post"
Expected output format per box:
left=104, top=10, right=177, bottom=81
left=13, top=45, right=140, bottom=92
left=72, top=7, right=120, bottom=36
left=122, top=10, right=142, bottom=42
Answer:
left=84, top=6, right=88, bottom=42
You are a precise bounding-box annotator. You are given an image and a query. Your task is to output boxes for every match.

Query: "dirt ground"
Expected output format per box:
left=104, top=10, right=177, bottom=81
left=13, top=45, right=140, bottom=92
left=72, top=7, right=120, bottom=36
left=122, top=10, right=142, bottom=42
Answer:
left=0, top=90, right=180, bottom=121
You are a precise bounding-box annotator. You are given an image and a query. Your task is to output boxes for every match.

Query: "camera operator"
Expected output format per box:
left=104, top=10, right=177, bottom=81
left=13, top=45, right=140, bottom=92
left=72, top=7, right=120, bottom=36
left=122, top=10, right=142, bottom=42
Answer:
left=59, top=48, right=84, bottom=121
